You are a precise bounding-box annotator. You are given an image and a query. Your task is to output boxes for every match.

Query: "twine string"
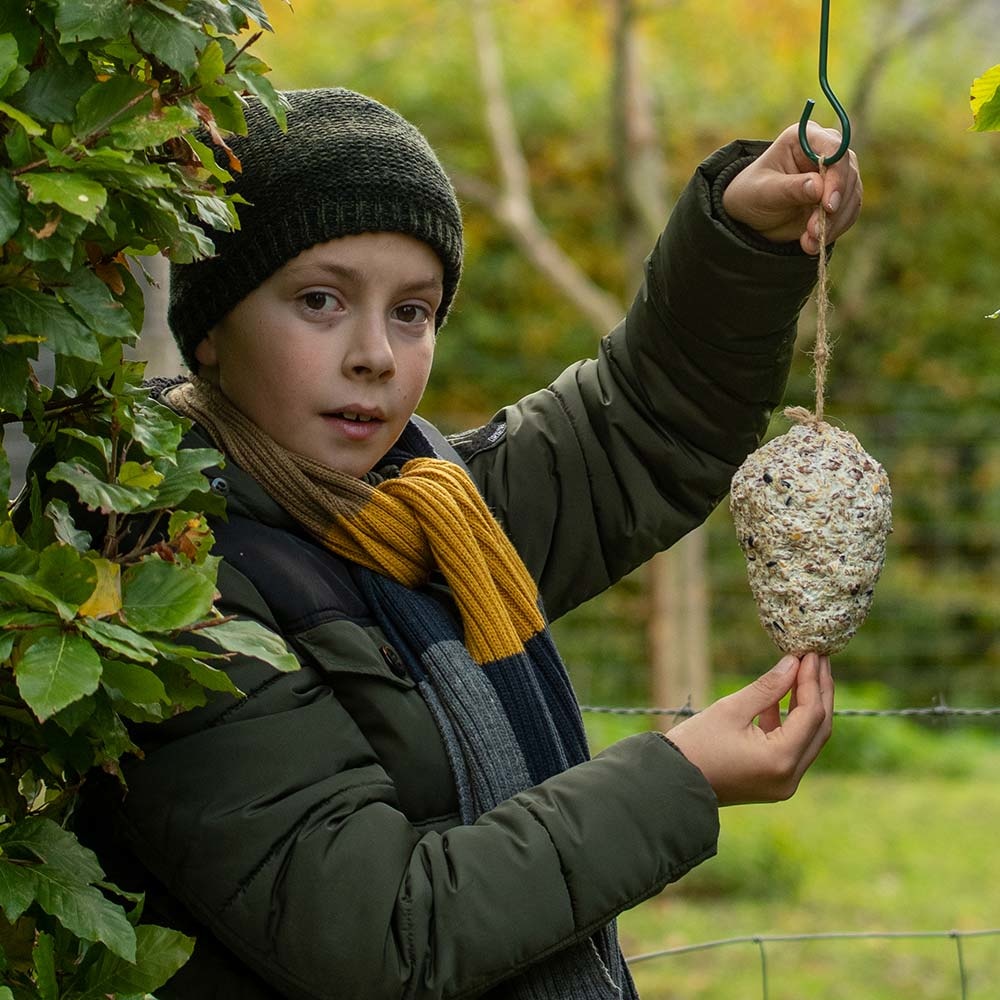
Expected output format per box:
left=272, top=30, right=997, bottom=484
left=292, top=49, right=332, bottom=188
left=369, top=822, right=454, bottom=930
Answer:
left=784, top=159, right=830, bottom=427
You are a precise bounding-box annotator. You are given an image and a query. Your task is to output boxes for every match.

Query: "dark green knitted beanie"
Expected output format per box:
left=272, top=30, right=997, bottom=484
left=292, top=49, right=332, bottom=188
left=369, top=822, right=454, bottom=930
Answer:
left=168, top=88, right=463, bottom=370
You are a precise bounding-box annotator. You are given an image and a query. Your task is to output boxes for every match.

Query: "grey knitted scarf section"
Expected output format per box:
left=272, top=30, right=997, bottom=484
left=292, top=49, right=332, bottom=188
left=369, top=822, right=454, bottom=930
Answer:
left=361, top=570, right=638, bottom=1000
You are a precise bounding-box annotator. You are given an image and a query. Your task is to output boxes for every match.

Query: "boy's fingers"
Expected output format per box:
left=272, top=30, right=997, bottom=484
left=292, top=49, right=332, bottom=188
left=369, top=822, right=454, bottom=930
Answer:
left=758, top=702, right=782, bottom=733
left=731, top=655, right=799, bottom=725
left=803, top=655, right=835, bottom=762
left=786, top=654, right=834, bottom=771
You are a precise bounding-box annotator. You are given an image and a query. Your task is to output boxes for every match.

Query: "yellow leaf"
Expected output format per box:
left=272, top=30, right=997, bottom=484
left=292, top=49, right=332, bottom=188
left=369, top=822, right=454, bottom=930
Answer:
left=970, top=64, right=1000, bottom=118
left=78, top=559, right=122, bottom=619
left=118, top=461, right=164, bottom=490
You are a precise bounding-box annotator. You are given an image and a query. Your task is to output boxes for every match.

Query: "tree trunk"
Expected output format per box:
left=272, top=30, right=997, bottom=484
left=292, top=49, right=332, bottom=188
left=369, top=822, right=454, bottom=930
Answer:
left=133, top=254, right=183, bottom=378
left=610, top=0, right=711, bottom=728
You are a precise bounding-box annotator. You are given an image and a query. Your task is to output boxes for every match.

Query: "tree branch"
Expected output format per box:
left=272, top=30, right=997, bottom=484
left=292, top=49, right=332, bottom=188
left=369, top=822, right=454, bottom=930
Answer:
left=467, top=0, right=623, bottom=334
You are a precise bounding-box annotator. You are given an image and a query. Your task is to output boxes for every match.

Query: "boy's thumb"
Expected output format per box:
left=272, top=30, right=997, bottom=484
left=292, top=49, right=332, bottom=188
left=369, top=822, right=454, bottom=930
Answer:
left=785, top=174, right=822, bottom=207
left=744, top=654, right=799, bottom=707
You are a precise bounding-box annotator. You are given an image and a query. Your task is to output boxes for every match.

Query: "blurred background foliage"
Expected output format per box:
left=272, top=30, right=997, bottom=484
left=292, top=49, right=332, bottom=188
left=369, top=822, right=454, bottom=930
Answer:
left=194, top=1, right=1000, bottom=709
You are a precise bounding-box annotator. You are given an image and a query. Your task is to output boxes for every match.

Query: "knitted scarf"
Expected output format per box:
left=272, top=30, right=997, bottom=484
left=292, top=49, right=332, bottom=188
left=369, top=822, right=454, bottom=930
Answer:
left=166, top=378, right=636, bottom=1000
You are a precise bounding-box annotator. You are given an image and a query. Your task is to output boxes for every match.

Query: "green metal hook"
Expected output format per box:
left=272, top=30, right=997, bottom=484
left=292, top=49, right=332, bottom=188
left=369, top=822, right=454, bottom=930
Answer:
left=798, top=0, right=852, bottom=165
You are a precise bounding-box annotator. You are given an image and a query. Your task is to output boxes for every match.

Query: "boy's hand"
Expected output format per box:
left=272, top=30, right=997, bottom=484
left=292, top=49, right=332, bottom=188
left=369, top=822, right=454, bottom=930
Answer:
left=668, top=653, right=833, bottom=806
left=722, top=122, right=862, bottom=254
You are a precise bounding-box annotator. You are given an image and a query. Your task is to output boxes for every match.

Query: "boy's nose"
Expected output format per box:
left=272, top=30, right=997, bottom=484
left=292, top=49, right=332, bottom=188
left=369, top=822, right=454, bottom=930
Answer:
left=343, top=315, right=395, bottom=381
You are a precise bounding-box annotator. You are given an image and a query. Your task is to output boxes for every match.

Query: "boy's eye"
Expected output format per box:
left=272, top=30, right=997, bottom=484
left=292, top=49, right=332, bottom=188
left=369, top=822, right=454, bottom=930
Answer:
left=301, top=291, right=338, bottom=313
left=393, top=303, right=430, bottom=324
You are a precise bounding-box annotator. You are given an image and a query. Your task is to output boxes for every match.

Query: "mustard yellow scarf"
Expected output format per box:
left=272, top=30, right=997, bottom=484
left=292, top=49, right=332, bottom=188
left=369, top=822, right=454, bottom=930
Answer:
left=165, top=378, right=544, bottom=665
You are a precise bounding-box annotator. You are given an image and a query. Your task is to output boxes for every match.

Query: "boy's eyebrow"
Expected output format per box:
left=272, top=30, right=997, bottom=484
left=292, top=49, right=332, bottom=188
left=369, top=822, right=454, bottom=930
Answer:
left=283, top=260, right=443, bottom=293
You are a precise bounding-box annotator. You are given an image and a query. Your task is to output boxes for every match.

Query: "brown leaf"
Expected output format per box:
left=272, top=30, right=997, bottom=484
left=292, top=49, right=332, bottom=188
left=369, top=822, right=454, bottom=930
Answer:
left=29, top=212, right=62, bottom=240
left=192, top=97, right=242, bottom=173
left=94, top=260, right=126, bottom=295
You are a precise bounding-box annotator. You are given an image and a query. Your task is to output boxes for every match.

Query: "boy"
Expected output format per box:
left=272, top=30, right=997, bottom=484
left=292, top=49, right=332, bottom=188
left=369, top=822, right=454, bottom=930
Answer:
left=108, top=88, right=858, bottom=998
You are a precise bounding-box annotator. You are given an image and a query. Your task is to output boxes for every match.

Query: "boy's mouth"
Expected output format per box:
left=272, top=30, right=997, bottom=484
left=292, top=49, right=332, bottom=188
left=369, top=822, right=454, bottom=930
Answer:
left=325, top=409, right=383, bottom=423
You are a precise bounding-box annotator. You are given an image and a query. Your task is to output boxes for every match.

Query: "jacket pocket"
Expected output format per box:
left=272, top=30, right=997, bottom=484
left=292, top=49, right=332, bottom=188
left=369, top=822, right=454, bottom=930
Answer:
left=292, top=619, right=415, bottom=691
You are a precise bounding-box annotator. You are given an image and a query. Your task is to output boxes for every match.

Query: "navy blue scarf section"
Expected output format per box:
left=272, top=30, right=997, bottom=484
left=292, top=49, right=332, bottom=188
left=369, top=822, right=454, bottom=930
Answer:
left=360, top=569, right=636, bottom=1000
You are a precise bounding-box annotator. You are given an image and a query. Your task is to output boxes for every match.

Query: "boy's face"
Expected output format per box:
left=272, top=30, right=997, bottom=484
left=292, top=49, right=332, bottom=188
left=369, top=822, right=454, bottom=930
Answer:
left=195, top=232, right=443, bottom=476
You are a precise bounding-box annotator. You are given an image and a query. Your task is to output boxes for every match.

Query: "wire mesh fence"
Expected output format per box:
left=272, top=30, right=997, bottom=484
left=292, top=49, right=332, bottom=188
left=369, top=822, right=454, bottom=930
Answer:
left=626, top=929, right=1000, bottom=1000
left=582, top=702, right=1000, bottom=998
left=580, top=704, right=1000, bottom=718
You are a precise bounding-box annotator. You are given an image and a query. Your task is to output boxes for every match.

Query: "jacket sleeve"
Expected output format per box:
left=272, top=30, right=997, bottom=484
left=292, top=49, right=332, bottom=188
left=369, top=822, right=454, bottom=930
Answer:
left=117, top=559, right=717, bottom=1000
left=455, top=140, right=819, bottom=621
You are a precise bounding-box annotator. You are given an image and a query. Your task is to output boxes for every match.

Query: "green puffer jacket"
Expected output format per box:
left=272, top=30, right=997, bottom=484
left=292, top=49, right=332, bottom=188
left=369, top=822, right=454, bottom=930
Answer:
left=83, top=140, right=818, bottom=1000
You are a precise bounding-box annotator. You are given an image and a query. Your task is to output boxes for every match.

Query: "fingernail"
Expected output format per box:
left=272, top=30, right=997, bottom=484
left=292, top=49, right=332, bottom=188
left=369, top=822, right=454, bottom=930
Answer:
left=827, top=191, right=841, bottom=213
left=777, top=655, right=797, bottom=673
left=804, top=177, right=818, bottom=199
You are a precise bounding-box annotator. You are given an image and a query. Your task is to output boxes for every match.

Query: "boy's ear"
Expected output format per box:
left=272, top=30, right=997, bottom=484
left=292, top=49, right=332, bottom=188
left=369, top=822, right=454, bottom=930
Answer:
left=194, top=331, right=219, bottom=369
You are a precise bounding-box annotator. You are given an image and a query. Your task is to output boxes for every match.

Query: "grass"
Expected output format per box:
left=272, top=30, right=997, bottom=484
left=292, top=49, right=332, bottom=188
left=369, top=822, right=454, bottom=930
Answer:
left=581, top=703, right=1000, bottom=999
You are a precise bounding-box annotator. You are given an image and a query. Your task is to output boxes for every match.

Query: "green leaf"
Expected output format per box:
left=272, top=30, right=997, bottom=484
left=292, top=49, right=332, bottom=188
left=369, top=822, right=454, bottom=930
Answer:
left=154, top=647, right=241, bottom=696
left=970, top=89, right=1000, bottom=132
left=0, top=631, right=15, bottom=661
left=10, top=47, right=95, bottom=124
left=130, top=3, right=203, bottom=79
left=77, top=618, right=158, bottom=664
left=121, top=557, right=217, bottom=632
left=0, top=287, right=99, bottom=362
left=0, top=99, right=44, bottom=135
left=232, top=58, right=288, bottom=131
left=51, top=690, right=97, bottom=735
left=59, top=427, right=113, bottom=464
left=119, top=394, right=185, bottom=459
left=79, top=923, right=194, bottom=998
left=100, top=657, right=167, bottom=706
left=46, top=498, right=93, bottom=550
left=0, top=170, right=21, bottom=244
left=0, top=571, right=72, bottom=618
left=32, top=930, right=58, bottom=1000
left=189, top=192, right=239, bottom=232
left=108, top=103, right=197, bottom=151
left=0, top=35, right=18, bottom=93
left=80, top=147, right=173, bottom=191
left=186, top=0, right=245, bottom=34
left=196, top=86, right=247, bottom=135
left=19, top=171, right=108, bottom=223
left=81, top=689, right=139, bottom=763
left=0, top=818, right=102, bottom=884
left=0, top=5, right=41, bottom=63
left=182, top=131, right=233, bottom=184
left=0, top=64, right=29, bottom=101
left=53, top=0, right=131, bottom=43
left=15, top=631, right=103, bottom=719
left=17, top=202, right=89, bottom=272
left=228, top=0, right=273, bottom=30
left=124, top=191, right=216, bottom=263
left=59, top=265, right=136, bottom=340
left=48, top=458, right=157, bottom=514
left=149, top=447, right=221, bottom=509
left=36, top=542, right=99, bottom=610
left=0, top=608, right=60, bottom=628
left=0, top=857, right=37, bottom=920
left=0, top=343, right=31, bottom=415
left=0, top=819, right=136, bottom=960
left=196, top=38, right=226, bottom=86
left=201, top=618, right=299, bottom=673
left=74, top=75, right=151, bottom=139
